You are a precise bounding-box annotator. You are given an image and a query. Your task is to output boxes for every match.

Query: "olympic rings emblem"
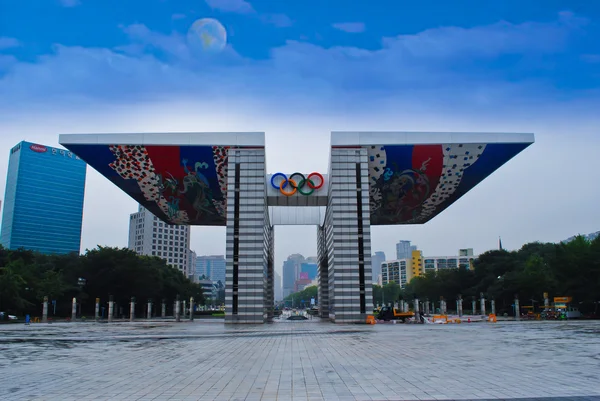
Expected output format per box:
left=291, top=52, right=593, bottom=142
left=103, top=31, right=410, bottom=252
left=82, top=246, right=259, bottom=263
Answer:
left=270, top=172, right=324, bottom=196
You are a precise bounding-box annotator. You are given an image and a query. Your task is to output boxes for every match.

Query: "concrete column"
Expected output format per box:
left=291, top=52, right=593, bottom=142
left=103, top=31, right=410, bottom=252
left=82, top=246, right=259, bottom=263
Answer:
left=491, top=299, right=496, bottom=315
left=108, top=296, right=114, bottom=323
left=471, top=299, right=476, bottom=315
left=130, top=297, right=135, bottom=322
left=147, top=300, right=152, bottom=319
left=71, top=297, right=77, bottom=321
left=95, top=298, right=100, bottom=321
left=457, top=296, right=463, bottom=317
left=424, top=301, right=430, bottom=315
left=42, top=296, right=49, bottom=323
left=175, top=296, right=181, bottom=322
left=480, top=293, right=486, bottom=316
left=183, top=300, right=187, bottom=319
left=438, top=298, right=443, bottom=315
left=161, top=300, right=166, bottom=318
left=413, top=298, right=420, bottom=315
left=173, top=301, right=177, bottom=317
left=189, top=297, right=194, bottom=321
left=514, top=296, right=520, bottom=320
left=543, top=292, right=550, bottom=312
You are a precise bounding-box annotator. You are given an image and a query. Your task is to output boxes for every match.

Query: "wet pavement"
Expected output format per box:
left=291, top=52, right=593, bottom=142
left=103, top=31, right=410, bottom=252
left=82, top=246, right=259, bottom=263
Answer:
left=1, top=318, right=599, bottom=401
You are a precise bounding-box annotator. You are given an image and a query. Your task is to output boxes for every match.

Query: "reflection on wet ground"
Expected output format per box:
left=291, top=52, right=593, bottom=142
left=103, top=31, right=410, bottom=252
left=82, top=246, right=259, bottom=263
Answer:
left=0, top=319, right=599, bottom=400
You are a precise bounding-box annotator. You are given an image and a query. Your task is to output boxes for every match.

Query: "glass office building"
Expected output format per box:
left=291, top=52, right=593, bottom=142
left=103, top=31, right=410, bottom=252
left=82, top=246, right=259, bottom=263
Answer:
left=1, top=141, right=86, bottom=254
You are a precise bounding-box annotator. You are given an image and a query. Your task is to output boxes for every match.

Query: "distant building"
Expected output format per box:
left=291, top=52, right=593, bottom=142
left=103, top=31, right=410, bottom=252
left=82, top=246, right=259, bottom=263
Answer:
left=300, top=262, right=318, bottom=281
left=128, top=205, right=191, bottom=274
left=381, top=259, right=410, bottom=288
left=195, top=255, right=226, bottom=285
left=396, top=240, right=413, bottom=260
left=282, top=254, right=305, bottom=298
left=423, top=250, right=477, bottom=274
left=1, top=141, right=86, bottom=254
left=294, top=274, right=313, bottom=292
left=371, top=251, right=386, bottom=283
left=459, top=248, right=474, bottom=256
left=198, top=278, right=214, bottom=300
left=274, top=271, right=282, bottom=301
left=411, top=250, right=424, bottom=278
left=381, top=249, right=425, bottom=288
left=188, top=249, right=197, bottom=282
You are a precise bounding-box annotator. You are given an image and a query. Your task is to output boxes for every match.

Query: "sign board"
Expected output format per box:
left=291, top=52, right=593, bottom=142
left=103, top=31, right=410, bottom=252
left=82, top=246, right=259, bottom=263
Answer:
left=311, top=298, right=315, bottom=305
left=554, top=297, right=572, bottom=303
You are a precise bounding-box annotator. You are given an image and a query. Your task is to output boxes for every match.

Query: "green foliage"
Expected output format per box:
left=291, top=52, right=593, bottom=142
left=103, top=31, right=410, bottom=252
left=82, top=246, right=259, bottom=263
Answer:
left=283, top=285, right=317, bottom=308
left=401, top=237, right=600, bottom=315
left=0, top=245, right=205, bottom=316
left=372, top=281, right=403, bottom=306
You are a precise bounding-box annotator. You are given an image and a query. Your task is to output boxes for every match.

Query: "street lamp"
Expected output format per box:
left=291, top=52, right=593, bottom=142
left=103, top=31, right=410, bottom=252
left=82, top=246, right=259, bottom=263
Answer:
left=77, top=277, right=86, bottom=317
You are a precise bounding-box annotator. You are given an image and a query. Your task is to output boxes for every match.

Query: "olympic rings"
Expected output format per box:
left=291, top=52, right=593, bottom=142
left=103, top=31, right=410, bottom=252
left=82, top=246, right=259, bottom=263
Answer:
left=271, top=172, right=324, bottom=196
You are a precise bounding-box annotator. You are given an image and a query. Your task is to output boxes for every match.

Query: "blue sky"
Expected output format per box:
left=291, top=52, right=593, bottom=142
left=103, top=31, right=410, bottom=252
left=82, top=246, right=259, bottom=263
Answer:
left=1, top=0, right=600, bottom=267
left=1, top=0, right=599, bottom=111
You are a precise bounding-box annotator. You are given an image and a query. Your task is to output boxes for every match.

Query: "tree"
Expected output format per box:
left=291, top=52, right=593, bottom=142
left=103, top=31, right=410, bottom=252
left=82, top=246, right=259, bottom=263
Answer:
left=284, top=286, right=318, bottom=308
left=0, top=260, right=29, bottom=312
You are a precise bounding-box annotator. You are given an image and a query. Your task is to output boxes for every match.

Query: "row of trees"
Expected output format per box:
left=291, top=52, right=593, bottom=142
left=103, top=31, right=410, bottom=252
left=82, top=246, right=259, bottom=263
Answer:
left=375, top=236, right=600, bottom=315
left=282, top=285, right=317, bottom=308
left=0, top=246, right=205, bottom=317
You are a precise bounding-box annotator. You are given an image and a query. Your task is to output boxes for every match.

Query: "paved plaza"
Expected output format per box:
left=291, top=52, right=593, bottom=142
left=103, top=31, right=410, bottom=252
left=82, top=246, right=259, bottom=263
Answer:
left=1, top=319, right=599, bottom=401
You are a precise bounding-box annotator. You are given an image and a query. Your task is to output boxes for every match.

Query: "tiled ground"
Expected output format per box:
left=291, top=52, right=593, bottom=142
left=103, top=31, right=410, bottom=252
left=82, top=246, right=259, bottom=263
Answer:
left=0, top=318, right=599, bottom=401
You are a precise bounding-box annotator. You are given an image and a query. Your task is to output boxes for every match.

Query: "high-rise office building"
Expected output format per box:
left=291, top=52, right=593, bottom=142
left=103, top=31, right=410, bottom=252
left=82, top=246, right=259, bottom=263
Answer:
left=1, top=141, right=86, bottom=254
left=300, top=262, right=318, bottom=281
left=371, top=251, right=386, bottom=283
left=188, top=249, right=198, bottom=281
left=396, top=240, right=413, bottom=260
left=282, top=253, right=305, bottom=298
left=274, top=271, right=282, bottom=301
left=195, top=255, right=226, bottom=284
left=128, top=205, right=191, bottom=274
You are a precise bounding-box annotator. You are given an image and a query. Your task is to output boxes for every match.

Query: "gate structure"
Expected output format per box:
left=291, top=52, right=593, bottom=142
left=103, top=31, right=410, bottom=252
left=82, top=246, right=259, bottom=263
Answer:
left=59, top=131, right=534, bottom=324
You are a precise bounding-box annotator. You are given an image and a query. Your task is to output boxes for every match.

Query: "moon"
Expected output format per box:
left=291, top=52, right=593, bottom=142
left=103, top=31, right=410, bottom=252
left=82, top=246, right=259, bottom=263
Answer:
left=187, top=18, right=227, bottom=53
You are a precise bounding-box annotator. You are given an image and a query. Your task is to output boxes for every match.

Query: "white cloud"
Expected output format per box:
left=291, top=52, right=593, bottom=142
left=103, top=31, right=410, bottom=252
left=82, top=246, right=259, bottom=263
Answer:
left=0, top=37, right=20, bottom=50
left=204, top=0, right=254, bottom=14
left=332, top=22, right=365, bottom=33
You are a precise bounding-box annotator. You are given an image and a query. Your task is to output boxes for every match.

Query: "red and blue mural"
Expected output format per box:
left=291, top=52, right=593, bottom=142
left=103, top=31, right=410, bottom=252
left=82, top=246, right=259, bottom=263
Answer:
left=366, top=142, right=531, bottom=225
left=64, top=144, right=231, bottom=225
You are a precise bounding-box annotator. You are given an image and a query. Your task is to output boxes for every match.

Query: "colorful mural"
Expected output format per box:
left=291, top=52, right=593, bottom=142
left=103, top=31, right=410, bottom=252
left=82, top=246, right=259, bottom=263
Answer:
left=366, top=142, right=531, bottom=225
left=64, top=144, right=231, bottom=225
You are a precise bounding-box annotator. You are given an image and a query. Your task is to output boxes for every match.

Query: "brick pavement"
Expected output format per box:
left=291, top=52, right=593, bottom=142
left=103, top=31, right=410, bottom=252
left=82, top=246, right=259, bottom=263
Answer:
left=1, top=319, right=599, bottom=401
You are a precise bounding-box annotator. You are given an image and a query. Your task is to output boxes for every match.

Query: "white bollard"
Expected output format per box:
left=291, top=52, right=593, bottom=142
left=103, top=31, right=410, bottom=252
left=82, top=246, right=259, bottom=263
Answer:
left=42, top=297, right=49, bottom=323
left=108, top=300, right=114, bottom=323
left=175, top=300, right=181, bottom=322
left=71, top=298, right=77, bottom=321
left=130, top=298, right=135, bottom=322
left=95, top=298, right=100, bottom=321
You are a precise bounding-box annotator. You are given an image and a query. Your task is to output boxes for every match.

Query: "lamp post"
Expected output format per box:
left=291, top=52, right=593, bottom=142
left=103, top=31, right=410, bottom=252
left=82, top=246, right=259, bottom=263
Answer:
left=77, top=277, right=86, bottom=318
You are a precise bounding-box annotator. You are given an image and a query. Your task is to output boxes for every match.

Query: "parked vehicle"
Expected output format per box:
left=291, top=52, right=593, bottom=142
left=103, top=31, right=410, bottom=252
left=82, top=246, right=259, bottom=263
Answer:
left=376, top=306, right=414, bottom=322
left=0, top=312, right=17, bottom=321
